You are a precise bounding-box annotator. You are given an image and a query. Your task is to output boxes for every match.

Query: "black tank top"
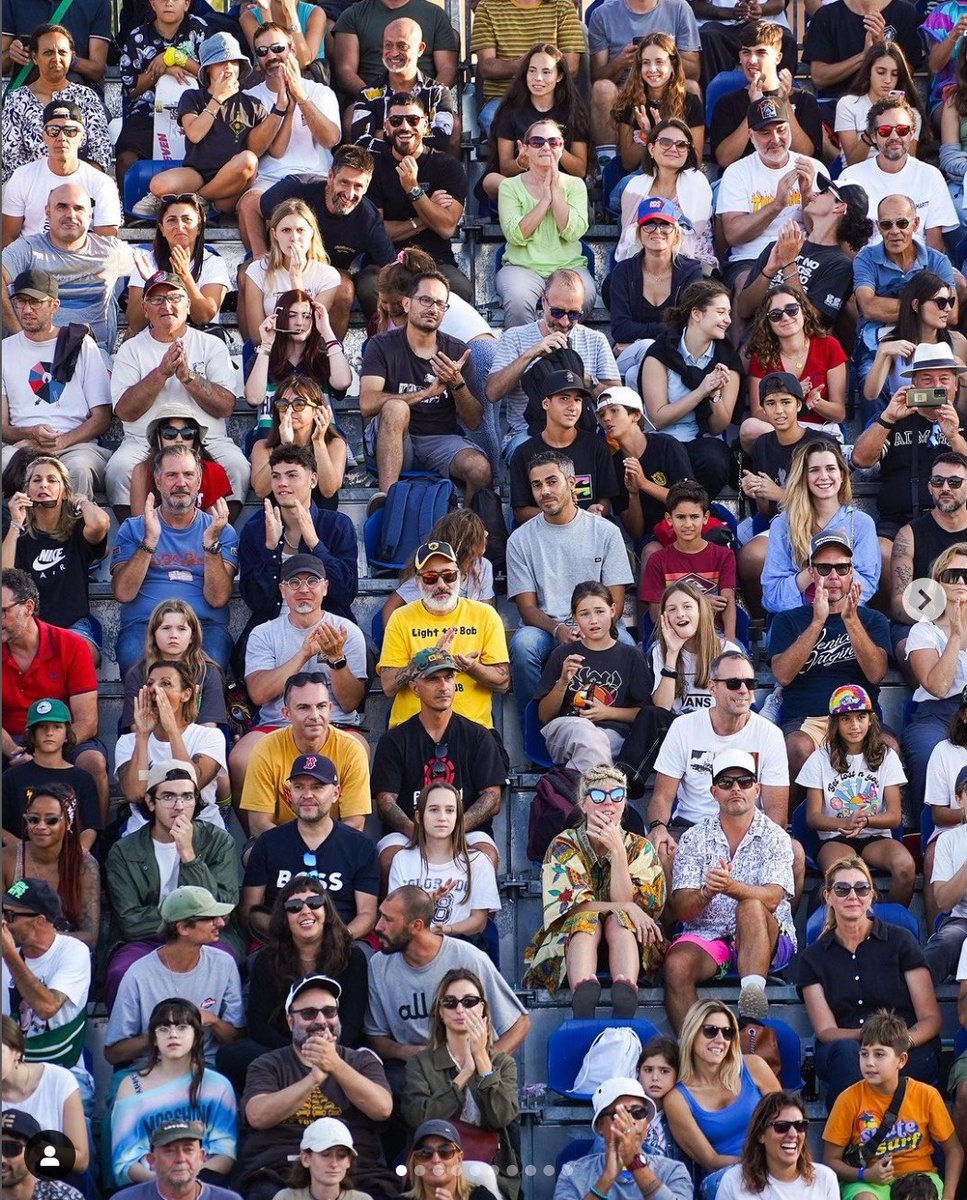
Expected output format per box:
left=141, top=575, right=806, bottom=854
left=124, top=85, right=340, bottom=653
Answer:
left=910, top=512, right=967, bottom=579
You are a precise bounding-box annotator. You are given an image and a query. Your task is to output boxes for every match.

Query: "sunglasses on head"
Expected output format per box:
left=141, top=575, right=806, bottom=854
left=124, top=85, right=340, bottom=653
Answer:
left=161, top=193, right=200, bottom=205
left=526, top=135, right=564, bottom=148
left=255, top=41, right=287, bottom=56
left=829, top=881, right=873, bottom=897
left=586, top=786, right=627, bottom=804
left=547, top=305, right=582, bottom=322
left=712, top=676, right=756, bottom=691
left=290, top=1004, right=339, bottom=1020
left=413, top=1146, right=458, bottom=1161
left=941, top=567, right=967, bottom=584
left=767, top=302, right=800, bottom=323
left=769, top=1119, right=809, bottom=1134
left=701, top=1023, right=737, bottom=1040
left=930, top=475, right=965, bottom=490
left=877, top=217, right=911, bottom=231
left=876, top=123, right=911, bottom=137
left=714, top=773, right=757, bottom=790
left=284, top=895, right=327, bottom=913
left=24, top=814, right=61, bottom=826
left=812, top=562, right=852, bottom=577
left=440, top=995, right=483, bottom=1009
left=388, top=114, right=422, bottom=127
left=420, top=569, right=459, bottom=585
left=927, top=296, right=956, bottom=309
left=158, top=425, right=198, bottom=441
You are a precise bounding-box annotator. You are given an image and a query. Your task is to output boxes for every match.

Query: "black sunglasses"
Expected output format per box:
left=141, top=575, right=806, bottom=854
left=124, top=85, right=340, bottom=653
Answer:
left=770, top=1119, right=809, bottom=1134
left=158, top=425, right=198, bottom=441
left=283, top=895, right=327, bottom=913
left=931, top=476, right=965, bottom=490
left=601, top=1105, right=652, bottom=1121
left=941, top=567, right=967, bottom=584
left=388, top=114, right=422, bottom=127
left=712, top=676, right=757, bottom=691
left=829, top=881, right=873, bottom=897
left=767, top=302, right=800, bottom=323
left=1, top=1141, right=25, bottom=1159
left=547, top=305, right=582, bottom=322
left=714, top=774, right=757, bottom=790
left=701, top=1023, right=737, bottom=1040
left=440, top=995, right=483, bottom=1009
left=25, top=814, right=62, bottom=826
left=877, top=218, right=911, bottom=231
left=813, top=562, right=852, bottom=577
left=289, top=1004, right=339, bottom=1020
left=927, top=296, right=956, bottom=310
left=255, top=42, right=287, bottom=56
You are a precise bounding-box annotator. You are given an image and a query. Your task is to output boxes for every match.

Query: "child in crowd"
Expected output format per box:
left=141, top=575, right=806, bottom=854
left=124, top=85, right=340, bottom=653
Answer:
left=822, top=1009, right=962, bottom=1200
left=640, top=481, right=738, bottom=641
left=650, top=582, right=742, bottom=715
left=638, top=1036, right=687, bottom=1163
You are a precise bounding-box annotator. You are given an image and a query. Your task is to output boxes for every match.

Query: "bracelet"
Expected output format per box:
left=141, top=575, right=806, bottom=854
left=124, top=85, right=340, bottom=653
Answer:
left=8, top=521, right=24, bottom=534
left=138, top=541, right=157, bottom=555
left=272, top=105, right=288, bottom=117
left=324, top=339, right=341, bottom=350
left=875, top=415, right=895, bottom=430
left=659, top=667, right=677, bottom=679
left=647, top=818, right=667, bottom=832
left=410, top=217, right=419, bottom=230
left=857, top=1168, right=865, bottom=1183
left=761, top=269, right=776, bottom=281
left=552, top=622, right=564, bottom=639
left=590, top=1188, right=609, bottom=1200
left=257, top=344, right=272, bottom=356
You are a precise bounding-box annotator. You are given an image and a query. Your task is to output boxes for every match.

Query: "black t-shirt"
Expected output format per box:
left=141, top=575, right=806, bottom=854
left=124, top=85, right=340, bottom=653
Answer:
left=802, top=0, right=924, bottom=98
left=258, top=177, right=396, bottom=271
left=492, top=98, right=582, bottom=147
left=367, top=146, right=468, bottom=263
left=909, top=511, right=967, bottom=581
left=510, top=430, right=619, bottom=510
left=242, top=819, right=380, bottom=924
left=612, top=432, right=692, bottom=537
left=535, top=640, right=653, bottom=734
left=751, top=428, right=835, bottom=489
left=876, top=413, right=949, bottom=525
left=14, top=522, right=105, bottom=629
left=744, top=239, right=855, bottom=328
left=177, top=89, right=269, bottom=173
left=370, top=711, right=507, bottom=833
left=359, top=326, right=481, bottom=437
left=2, top=761, right=103, bottom=836
left=711, top=87, right=823, bottom=161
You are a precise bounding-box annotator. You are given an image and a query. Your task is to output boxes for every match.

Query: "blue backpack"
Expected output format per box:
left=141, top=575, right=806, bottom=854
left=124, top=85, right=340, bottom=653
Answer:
left=364, top=476, right=460, bottom=574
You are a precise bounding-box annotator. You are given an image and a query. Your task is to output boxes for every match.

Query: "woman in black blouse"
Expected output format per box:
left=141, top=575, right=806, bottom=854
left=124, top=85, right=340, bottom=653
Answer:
left=798, top=857, right=941, bottom=1107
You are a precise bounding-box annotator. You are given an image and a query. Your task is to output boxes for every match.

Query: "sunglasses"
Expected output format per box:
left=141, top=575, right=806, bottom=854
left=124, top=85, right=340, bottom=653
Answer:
left=413, top=1146, right=459, bottom=1161
left=255, top=41, right=287, bottom=55
left=161, top=193, right=200, bottom=205
left=712, top=677, right=756, bottom=691
left=941, top=567, right=967, bottom=584
left=420, top=569, right=459, bottom=585
left=930, top=476, right=965, bottom=490
left=586, top=787, right=627, bottom=804
left=701, top=1023, right=737, bottom=1040
left=547, top=306, right=582, bottom=322
left=714, top=774, right=757, bottom=790
left=284, top=895, right=327, bottom=913
left=526, top=135, right=564, bottom=148
left=1, top=909, right=32, bottom=922
left=813, top=562, right=852, bottom=577
left=769, top=1119, right=809, bottom=1134
left=303, top=851, right=319, bottom=879
left=275, top=399, right=319, bottom=412
left=158, top=426, right=198, bottom=441
left=44, top=124, right=82, bottom=137
left=875, top=123, right=912, bottom=137
left=829, top=881, right=873, bottom=897
left=601, top=1105, right=653, bottom=1121
left=655, top=135, right=689, bottom=151
left=440, top=995, right=483, bottom=1009
left=388, top=114, right=422, bottom=127
left=643, top=222, right=673, bottom=234
left=927, top=296, right=956, bottom=310
left=24, top=814, right=62, bottom=827
left=767, top=302, right=800, bottom=323
left=1, top=1141, right=25, bottom=1159
left=290, top=1004, right=339, bottom=1020
left=877, top=218, right=911, bottom=230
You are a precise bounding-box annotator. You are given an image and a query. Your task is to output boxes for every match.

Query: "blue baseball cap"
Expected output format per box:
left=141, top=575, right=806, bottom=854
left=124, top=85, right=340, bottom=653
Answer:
left=636, top=196, right=678, bottom=225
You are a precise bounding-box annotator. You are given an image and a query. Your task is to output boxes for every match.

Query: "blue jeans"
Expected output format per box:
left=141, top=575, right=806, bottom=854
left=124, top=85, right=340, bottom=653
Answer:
left=478, top=98, right=500, bottom=137
left=115, top=618, right=234, bottom=678
left=902, top=697, right=961, bottom=811
left=511, top=623, right=636, bottom=704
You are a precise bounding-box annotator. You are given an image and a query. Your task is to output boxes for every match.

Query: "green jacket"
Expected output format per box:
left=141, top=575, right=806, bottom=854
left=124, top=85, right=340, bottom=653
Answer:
left=104, top=820, right=243, bottom=958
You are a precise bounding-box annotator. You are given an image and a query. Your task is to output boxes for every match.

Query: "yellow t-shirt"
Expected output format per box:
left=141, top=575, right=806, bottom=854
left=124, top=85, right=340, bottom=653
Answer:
left=377, top=597, right=509, bottom=729
left=239, top=725, right=371, bottom=823
left=824, top=1078, right=953, bottom=1177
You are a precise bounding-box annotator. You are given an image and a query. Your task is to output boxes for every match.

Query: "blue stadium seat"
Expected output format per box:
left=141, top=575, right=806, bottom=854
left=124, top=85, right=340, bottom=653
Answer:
left=371, top=606, right=386, bottom=653
left=523, top=699, right=554, bottom=770
left=806, top=902, right=922, bottom=946
left=705, top=70, right=746, bottom=130
left=547, top=1017, right=660, bottom=1099
left=921, top=803, right=935, bottom=849
left=556, top=1139, right=594, bottom=1175
left=123, top=160, right=182, bottom=218
left=602, top=157, right=631, bottom=209
left=758, top=1016, right=805, bottom=1090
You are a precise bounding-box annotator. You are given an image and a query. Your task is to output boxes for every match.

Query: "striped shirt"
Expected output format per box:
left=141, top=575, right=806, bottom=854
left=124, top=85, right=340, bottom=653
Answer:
left=471, top=0, right=587, bottom=99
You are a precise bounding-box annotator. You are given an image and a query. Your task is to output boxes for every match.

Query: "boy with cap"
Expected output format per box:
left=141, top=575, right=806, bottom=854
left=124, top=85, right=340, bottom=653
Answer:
left=240, top=751, right=378, bottom=940
left=554, top=1079, right=692, bottom=1200
left=1, top=1109, right=85, bottom=1200
left=104, top=884, right=244, bottom=1064
left=1, top=103, right=122, bottom=242
left=114, top=1118, right=241, bottom=1200
left=509, top=369, right=619, bottom=524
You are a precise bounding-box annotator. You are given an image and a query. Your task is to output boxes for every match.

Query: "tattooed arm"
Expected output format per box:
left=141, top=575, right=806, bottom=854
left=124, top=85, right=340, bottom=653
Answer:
left=463, top=785, right=503, bottom=831
left=891, top=525, right=914, bottom=623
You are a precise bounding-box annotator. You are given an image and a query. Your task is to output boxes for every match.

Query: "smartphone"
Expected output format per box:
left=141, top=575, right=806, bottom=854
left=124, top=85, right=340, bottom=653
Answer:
left=907, top=387, right=947, bottom=407
left=888, top=89, right=905, bottom=99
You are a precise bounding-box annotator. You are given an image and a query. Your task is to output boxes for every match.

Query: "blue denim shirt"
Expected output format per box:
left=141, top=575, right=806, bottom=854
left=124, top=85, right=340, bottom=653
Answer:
left=553, top=1151, right=694, bottom=1200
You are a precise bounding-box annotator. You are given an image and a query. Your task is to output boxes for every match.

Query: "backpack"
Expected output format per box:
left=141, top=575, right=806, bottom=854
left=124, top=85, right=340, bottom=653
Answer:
left=572, top=1027, right=643, bottom=1096
left=366, top=476, right=460, bottom=574
left=527, top=767, right=582, bottom=863
left=470, top=487, right=509, bottom=592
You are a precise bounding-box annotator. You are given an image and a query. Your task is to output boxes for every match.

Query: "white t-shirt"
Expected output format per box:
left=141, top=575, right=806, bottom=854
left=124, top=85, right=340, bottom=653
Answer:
left=114, top=724, right=228, bottom=828
left=132, top=247, right=231, bottom=305
left=246, top=79, right=340, bottom=178
left=397, top=557, right=494, bottom=606
left=649, top=640, right=741, bottom=715
left=440, top=294, right=494, bottom=344
left=9, top=1061, right=79, bottom=1133
left=246, top=258, right=341, bottom=318
left=930, top=823, right=967, bottom=920
left=796, top=746, right=906, bottom=840
left=717, top=1163, right=840, bottom=1200
left=1, top=934, right=90, bottom=1038
left=717, top=152, right=827, bottom=263
left=905, top=620, right=967, bottom=702
left=924, top=739, right=967, bottom=825
left=2, top=159, right=122, bottom=237
left=1, top=332, right=111, bottom=433
left=839, top=155, right=959, bottom=241
left=152, top=838, right=181, bottom=899
left=110, top=326, right=238, bottom=438
left=387, top=846, right=502, bottom=926
left=652, top=708, right=790, bottom=824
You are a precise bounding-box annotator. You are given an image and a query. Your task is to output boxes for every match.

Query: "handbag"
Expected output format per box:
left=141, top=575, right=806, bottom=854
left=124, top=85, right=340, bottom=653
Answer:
left=450, top=1118, right=499, bottom=1164
left=738, top=1021, right=781, bottom=1081
left=842, top=1077, right=906, bottom=1168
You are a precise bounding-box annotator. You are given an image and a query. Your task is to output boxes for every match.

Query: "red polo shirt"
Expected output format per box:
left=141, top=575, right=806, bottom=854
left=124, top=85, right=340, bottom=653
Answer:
left=2, top=620, right=97, bottom=738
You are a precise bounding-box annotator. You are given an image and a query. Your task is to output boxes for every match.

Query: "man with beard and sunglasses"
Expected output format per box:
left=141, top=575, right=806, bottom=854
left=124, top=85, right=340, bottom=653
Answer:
left=371, top=647, right=507, bottom=885
left=240, top=974, right=397, bottom=1200
left=0, top=1109, right=84, bottom=1200
left=377, top=541, right=509, bottom=730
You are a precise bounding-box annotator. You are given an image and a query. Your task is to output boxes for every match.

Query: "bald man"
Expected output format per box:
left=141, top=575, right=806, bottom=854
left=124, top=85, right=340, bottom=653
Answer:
left=1, top=182, right=134, bottom=350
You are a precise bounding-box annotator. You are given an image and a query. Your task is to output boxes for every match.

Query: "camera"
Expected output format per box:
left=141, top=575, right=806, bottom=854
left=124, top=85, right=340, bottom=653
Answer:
left=906, top=387, right=947, bottom=407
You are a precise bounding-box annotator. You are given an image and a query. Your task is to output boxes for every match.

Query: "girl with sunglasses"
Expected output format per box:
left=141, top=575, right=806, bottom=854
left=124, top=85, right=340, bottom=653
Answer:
left=126, top=193, right=230, bottom=336
left=111, top=999, right=236, bottom=1186
left=745, top=285, right=848, bottom=449
left=862, top=273, right=966, bottom=411
left=481, top=44, right=589, bottom=203
left=128, top=411, right=236, bottom=520
left=800, top=686, right=912, bottom=902
left=652, top=583, right=742, bottom=716
left=902, top=542, right=967, bottom=816
left=388, top=784, right=500, bottom=948
left=0, top=783, right=99, bottom=950
left=717, top=1090, right=837, bottom=1200
left=664, top=1000, right=781, bottom=1200
left=403, top=970, right=520, bottom=1197
left=524, top=764, right=665, bottom=1018
left=495, top=117, right=595, bottom=330
left=836, top=41, right=924, bottom=169
left=799, top=857, right=941, bottom=1107
left=610, top=34, right=705, bottom=171
left=616, top=119, right=715, bottom=272
left=761, top=440, right=880, bottom=614
left=403, top=1121, right=493, bottom=1200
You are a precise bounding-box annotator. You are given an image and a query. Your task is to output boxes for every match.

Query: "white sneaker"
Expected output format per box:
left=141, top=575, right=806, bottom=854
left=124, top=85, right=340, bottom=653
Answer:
left=130, top=193, right=163, bottom=219
left=738, top=981, right=769, bottom=1020
left=758, top=684, right=783, bottom=725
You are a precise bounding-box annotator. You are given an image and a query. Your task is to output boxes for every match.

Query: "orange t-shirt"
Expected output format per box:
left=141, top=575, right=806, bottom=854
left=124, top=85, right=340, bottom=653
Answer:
left=824, top=1078, right=953, bottom=1176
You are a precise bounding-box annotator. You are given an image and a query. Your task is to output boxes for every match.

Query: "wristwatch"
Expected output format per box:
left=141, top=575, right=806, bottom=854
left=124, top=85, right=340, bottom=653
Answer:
left=328, top=656, right=348, bottom=671
left=138, top=541, right=156, bottom=555
left=204, top=540, right=222, bottom=555
left=408, top=184, right=425, bottom=201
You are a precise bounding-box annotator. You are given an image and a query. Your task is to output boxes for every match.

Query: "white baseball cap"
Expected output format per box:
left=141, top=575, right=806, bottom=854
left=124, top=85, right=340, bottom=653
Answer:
left=712, top=749, right=758, bottom=782
left=591, top=1078, right=657, bottom=1131
left=595, top=386, right=644, bottom=414
left=300, top=1118, right=356, bottom=1155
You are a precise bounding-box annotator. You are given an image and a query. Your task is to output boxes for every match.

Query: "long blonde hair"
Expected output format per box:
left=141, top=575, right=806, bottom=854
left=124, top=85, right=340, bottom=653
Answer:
left=782, top=440, right=853, bottom=570
left=22, top=456, right=79, bottom=541
left=142, top=600, right=215, bottom=690
left=678, top=999, right=743, bottom=1095
left=656, top=582, right=721, bottom=699
left=405, top=1146, right=471, bottom=1200
left=820, top=855, right=875, bottom=937
left=265, top=199, right=329, bottom=287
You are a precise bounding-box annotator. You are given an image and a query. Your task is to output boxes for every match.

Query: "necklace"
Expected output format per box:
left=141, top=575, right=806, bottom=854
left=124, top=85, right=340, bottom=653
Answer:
left=780, top=338, right=809, bottom=374
left=283, top=531, right=300, bottom=552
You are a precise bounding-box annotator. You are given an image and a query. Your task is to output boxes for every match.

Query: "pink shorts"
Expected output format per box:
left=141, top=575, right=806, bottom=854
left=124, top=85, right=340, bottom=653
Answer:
left=672, top=932, right=796, bottom=978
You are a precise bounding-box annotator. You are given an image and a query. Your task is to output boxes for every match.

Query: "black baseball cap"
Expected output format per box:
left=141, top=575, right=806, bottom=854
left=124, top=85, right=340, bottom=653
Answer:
left=759, top=371, right=804, bottom=402
left=816, top=174, right=869, bottom=219
left=9, top=269, right=58, bottom=301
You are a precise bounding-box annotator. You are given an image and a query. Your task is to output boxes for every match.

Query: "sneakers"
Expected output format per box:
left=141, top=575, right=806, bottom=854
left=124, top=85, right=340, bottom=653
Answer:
left=130, top=192, right=163, bottom=219
left=738, top=981, right=769, bottom=1020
